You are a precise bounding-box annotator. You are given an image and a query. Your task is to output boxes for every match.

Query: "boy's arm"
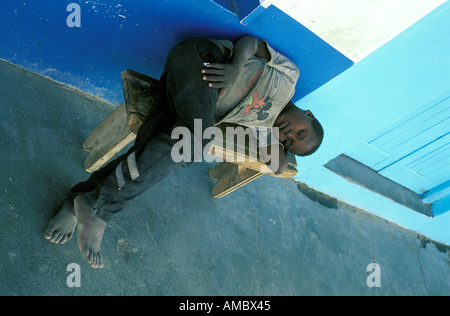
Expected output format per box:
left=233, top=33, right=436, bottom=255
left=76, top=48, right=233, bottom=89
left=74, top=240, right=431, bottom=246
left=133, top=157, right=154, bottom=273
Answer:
left=201, top=35, right=270, bottom=89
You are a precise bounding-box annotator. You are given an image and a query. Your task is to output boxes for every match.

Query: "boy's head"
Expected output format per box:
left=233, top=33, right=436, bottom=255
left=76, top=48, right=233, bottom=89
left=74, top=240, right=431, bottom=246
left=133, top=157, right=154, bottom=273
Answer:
left=274, top=101, right=324, bottom=156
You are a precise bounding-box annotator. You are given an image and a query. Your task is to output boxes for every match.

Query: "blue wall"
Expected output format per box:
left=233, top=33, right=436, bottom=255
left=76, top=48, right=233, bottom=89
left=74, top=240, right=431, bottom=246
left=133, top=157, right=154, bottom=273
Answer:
left=297, top=1, right=450, bottom=172
left=295, top=2, right=450, bottom=245
left=0, top=0, right=352, bottom=105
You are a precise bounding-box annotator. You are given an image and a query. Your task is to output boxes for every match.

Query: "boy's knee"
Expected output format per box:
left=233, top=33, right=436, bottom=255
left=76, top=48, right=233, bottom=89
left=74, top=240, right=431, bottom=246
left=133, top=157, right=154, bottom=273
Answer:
left=166, top=38, right=200, bottom=65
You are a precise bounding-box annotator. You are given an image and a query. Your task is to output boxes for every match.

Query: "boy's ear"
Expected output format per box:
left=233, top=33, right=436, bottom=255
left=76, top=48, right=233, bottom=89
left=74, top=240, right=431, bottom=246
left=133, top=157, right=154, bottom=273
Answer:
left=305, top=109, right=315, bottom=120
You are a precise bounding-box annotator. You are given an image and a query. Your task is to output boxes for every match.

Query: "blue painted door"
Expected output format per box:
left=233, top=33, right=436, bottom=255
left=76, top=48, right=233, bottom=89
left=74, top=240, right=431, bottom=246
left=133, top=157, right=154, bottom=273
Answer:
left=345, top=92, right=450, bottom=195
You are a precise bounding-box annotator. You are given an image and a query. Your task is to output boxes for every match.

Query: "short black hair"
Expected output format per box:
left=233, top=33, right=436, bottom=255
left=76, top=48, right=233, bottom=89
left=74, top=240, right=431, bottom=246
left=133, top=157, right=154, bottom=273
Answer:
left=299, top=118, right=324, bottom=157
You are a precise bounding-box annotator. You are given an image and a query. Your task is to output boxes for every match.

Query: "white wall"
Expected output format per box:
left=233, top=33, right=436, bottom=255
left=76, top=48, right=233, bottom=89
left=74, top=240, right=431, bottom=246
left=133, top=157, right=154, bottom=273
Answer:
left=262, top=0, right=446, bottom=62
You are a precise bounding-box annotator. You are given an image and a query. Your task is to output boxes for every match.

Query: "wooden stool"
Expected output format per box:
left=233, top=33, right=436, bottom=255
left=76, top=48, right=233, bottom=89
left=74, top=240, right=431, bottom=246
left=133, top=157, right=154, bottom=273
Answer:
left=83, top=69, right=298, bottom=198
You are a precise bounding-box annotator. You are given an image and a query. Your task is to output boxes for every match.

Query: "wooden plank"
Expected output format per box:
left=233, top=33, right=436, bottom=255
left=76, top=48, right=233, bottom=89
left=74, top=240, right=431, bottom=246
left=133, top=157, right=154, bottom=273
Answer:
left=122, top=69, right=159, bottom=134
left=208, top=145, right=298, bottom=177
left=84, top=133, right=136, bottom=173
left=83, top=103, right=136, bottom=172
left=208, top=122, right=298, bottom=178
left=83, top=104, right=122, bottom=152
left=213, top=172, right=263, bottom=198
left=83, top=70, right=159, bottom=172
left=211, top=164, right=263, bottom=198
left=208, top=162, right=239, bottom=180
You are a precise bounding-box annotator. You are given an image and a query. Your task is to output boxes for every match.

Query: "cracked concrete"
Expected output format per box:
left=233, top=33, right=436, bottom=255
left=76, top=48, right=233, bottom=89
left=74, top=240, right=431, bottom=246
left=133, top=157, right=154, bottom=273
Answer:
left=0, top=59, right=449, bottom=296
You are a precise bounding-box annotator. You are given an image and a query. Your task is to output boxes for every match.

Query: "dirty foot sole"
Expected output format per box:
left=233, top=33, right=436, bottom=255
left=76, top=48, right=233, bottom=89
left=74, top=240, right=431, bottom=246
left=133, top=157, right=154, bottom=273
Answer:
left=74, top=195, right=106, bottom=269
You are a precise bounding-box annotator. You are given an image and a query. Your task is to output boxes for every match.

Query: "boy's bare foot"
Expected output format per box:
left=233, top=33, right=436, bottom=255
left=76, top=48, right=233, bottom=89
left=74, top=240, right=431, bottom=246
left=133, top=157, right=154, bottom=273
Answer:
left=44, top=200, right=77, bottom=244
left=74, top=195, right=106, bottom=269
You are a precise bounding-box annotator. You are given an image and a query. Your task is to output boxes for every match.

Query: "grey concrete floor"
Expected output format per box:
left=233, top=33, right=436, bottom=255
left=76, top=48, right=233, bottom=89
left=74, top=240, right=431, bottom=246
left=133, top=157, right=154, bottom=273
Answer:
left=0, top=59, right=449, bottom=296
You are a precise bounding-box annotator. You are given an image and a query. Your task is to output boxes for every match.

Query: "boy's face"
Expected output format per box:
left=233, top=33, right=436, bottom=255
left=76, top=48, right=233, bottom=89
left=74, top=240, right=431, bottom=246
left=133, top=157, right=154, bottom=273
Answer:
left=274, top=106, right=318, bottom=156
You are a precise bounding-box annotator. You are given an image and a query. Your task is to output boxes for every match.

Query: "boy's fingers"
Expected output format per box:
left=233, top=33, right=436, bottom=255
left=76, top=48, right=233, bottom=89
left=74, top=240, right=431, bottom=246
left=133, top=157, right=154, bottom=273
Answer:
left=201, top=68, right=223, bottom=75
left=202, top=75, right=224, bottom=82
left=207, top=81, right=227, bottom=89
left=205, top=63, right=224, bottom=69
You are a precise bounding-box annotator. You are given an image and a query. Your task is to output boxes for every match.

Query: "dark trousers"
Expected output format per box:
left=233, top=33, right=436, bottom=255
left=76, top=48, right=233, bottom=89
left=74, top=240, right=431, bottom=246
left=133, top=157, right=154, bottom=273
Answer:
left=70, top=38, right=225, bottom=221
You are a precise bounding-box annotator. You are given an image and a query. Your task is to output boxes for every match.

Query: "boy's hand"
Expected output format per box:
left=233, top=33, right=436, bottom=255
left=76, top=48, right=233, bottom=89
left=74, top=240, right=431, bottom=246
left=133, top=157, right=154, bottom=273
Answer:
left=201, top=62, right=241, bottom=89
left=201, top=35, right=269, bottom=94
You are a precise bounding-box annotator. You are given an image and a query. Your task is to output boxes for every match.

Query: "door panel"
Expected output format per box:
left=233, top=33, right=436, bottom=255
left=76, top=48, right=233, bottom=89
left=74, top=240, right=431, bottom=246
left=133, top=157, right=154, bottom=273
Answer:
left=346, top=94, right=450, bottom=195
